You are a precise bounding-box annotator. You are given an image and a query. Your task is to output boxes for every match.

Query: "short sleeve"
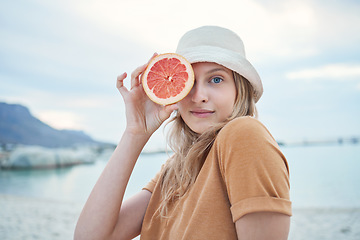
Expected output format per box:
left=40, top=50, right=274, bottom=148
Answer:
left=215, top=117, right=292, bottom=222
left=143, top=170, right=162, bottom=193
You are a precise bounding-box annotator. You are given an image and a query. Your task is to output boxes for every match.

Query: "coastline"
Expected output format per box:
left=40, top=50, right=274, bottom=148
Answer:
left=1, top=194, right=359, bottom=240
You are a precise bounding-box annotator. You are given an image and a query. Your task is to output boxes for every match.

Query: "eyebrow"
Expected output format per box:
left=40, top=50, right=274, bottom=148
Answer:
left=205, top=67, right=231, bottom=75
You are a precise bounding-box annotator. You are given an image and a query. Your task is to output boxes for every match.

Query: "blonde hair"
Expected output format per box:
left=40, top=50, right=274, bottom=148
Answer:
left=158, top=72, right=257, bottom=216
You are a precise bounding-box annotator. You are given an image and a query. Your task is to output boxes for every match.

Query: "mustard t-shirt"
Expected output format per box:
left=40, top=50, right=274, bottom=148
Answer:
left=141, top=117, right=292, bottom=239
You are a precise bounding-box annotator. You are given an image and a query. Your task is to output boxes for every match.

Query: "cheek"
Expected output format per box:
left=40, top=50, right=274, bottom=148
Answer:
left=176, top=98, right=189, bottom=116
left=221, top=91, right=237, bottom=116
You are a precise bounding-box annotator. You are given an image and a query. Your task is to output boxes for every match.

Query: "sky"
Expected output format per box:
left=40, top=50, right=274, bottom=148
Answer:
left=1, top=0, right=360, bottom=150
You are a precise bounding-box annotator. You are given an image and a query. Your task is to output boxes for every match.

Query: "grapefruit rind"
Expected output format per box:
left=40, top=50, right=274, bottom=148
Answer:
left=142, top=53, right=194, bottom=105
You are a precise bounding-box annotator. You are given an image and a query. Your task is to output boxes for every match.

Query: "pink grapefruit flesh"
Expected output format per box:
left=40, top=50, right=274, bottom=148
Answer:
left=142, top=53, right=194, bottom=105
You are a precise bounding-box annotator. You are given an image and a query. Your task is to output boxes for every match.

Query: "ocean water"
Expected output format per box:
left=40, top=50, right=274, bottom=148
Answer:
left=283, top=144, right=360, bottom=209
left=0, top=144, right=359, bottom=209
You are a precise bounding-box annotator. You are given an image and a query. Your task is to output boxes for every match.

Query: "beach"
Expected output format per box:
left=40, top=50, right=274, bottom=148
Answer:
left=0, top=194, right=82, bottom=240
left=1, top=194, right=359, bottom=240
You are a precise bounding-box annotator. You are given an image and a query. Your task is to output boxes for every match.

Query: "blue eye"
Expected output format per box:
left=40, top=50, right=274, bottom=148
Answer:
left=211, top=77, right=223, bottom=84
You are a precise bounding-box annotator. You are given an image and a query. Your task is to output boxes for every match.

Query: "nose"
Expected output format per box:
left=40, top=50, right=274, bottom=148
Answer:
left=190, top=81, right=208, bottom=103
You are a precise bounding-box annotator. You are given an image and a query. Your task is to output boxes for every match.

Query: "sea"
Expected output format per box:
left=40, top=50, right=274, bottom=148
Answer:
left=0, top=144, right=359, bottom=209
left=1, top=144, right=360, bottom=240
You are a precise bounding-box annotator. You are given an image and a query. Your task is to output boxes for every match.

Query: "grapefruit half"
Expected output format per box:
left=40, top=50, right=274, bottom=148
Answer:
left=142, top=53, right=194, bottom=105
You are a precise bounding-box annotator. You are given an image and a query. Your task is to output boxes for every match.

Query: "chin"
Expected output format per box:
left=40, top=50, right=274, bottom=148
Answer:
left=191, top=125, right=211, bottom=135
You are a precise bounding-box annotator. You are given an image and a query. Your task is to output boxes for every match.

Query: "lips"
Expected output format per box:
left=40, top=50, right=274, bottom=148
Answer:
left=190, top=109, right=214, bottom=118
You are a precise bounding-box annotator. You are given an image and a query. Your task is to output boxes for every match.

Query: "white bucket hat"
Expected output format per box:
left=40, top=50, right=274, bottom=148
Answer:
left=176, top=26, right=263, bottom=102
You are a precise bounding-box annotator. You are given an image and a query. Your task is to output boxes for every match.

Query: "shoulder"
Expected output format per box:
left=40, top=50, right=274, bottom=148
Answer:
left=213, top=116, right=285, bottom=169
left=213, top=116, right=289, bottom=176
left=216, top=116, right=276, bottom=146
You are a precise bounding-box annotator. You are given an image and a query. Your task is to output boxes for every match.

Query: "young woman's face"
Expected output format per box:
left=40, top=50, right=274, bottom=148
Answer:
left=177, top=62, right=237, bottom=134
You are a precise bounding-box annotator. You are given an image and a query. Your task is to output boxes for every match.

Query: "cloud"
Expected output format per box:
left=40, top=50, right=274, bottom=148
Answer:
left=1, top=0, right=360, bottom=144
left=37, top=110, right=84, bottom=130
left=0, top=0, right=150, bottom=93
left=285, top=63, right=360, bottom=81
left=45, top=0, right=323, bottom=60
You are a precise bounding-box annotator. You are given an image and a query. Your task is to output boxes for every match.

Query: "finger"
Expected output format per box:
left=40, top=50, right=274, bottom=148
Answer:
left=117, top=72, right=128, bottom=94
left=159, top=103, right=178, bottom=122
left=164, top=103, right=178, bottom=112
left=148, top=52, right=158, bottom=63
left=131, top=63, right=148, bottom=89
left=130, top=53, right=158, bottom=89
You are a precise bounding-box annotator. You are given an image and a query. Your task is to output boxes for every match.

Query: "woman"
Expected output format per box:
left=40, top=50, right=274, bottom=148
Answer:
left=75, top=26, right=292, bottom=240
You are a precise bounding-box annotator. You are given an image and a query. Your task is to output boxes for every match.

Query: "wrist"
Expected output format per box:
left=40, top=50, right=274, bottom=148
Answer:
left=121, top=128, right=152, bottom=147
left=112, top=130, right=151, bottom=162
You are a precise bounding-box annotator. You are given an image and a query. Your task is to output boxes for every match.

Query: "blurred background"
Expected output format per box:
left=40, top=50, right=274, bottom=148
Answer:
left=1, top=0, right=359, bottom=239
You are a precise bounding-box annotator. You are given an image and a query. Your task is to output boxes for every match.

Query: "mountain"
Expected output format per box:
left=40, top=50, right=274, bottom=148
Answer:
left=0, top=102, right=99, bottom=148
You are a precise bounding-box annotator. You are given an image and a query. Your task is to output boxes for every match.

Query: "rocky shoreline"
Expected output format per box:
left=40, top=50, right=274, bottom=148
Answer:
left=0, top=144, right=115, bottom=169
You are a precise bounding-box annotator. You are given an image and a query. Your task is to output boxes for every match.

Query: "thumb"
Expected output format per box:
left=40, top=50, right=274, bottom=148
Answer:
left=165, top=103, right=178, bottom=112
left=159, top=103, right=178, bottom=121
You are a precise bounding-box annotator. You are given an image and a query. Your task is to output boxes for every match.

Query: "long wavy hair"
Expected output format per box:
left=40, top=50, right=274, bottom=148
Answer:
left=158, top=72, right=257, bottom=217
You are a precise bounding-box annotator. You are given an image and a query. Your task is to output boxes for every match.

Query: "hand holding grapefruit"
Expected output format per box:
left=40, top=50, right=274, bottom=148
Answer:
left=117, top=64, right=178, bottom=136
left=142, top=53, right=194, bottom=105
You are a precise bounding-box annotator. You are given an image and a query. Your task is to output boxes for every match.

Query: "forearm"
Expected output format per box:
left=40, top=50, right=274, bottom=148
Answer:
left=74, top=130, right=150, bottom=240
